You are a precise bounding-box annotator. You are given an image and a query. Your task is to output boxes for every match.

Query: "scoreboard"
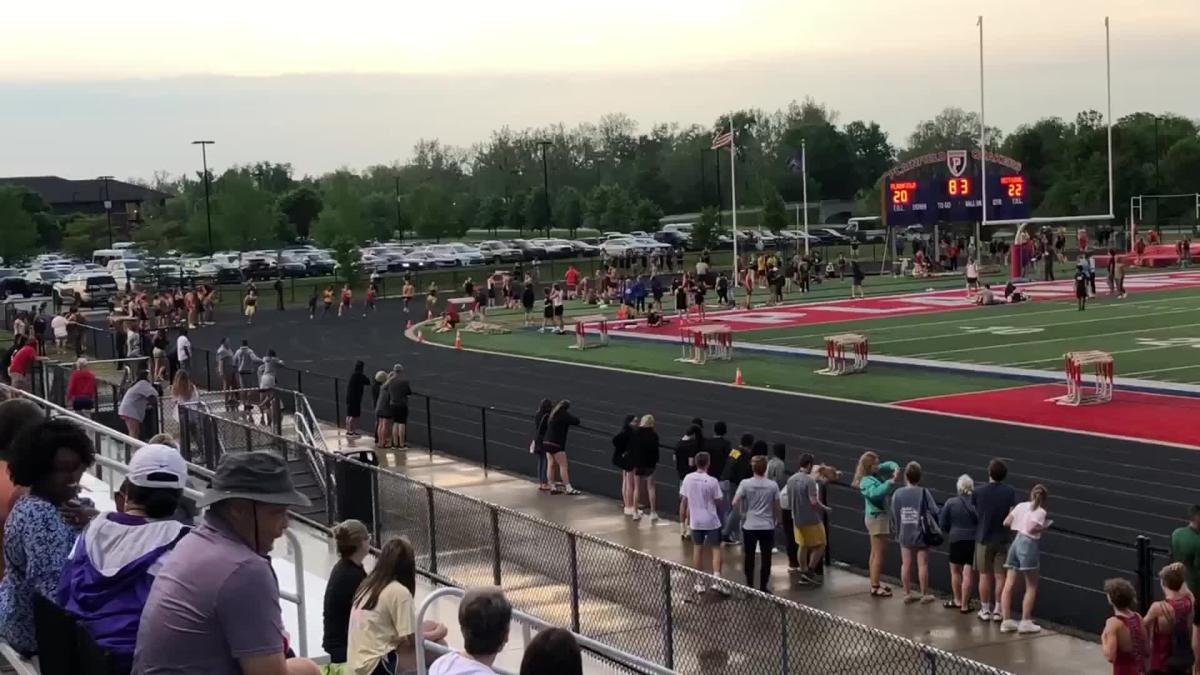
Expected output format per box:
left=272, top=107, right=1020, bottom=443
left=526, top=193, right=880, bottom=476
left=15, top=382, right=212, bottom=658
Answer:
left=887, top=173, right=1029, bottom=225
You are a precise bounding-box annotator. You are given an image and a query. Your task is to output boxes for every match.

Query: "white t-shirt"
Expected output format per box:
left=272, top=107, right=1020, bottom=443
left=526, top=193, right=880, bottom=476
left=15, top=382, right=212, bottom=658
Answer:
left=51, top=315, right=69, bottom=338
left=966, top=262, right=979, bottom=279
left=428, top=653, right=496, bottom=675
left=679, top=471, right=722, bottom=531
left=1008, top=501, right=1047, bottom=539
left=176, top=334, right=192, bottom=361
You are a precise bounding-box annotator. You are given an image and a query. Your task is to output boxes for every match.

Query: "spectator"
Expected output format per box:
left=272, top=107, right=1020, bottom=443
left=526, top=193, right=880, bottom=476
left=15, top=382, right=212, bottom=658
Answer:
left=890, top=461, right=939, bottom=604
left=630, top=415, right=660, bottom=522
left=233, top=339, right=263, bottom=391
left=6, top=338, right=36, bottom=392
left=150, top=329, right=169, bottom=381
left=0, top=399, right=43, bottom=580
left=374, top=371, right=393, bottom=450
left=57, top=443, right=190, bottom=672
left=428, top=587, right=511, bottom=675
left=50, top=312, right=68, bottom=353
left=125, top=324, right=142, bottom=360
left=612, top=414, right=637, bottom=516
left=344, top=361, right=371, bottom=438
left=176, top=327, right=192, bottom=372
left=520, top=628, right=582, bottom=675
left=118, top=370, right=159, bottom=440
left=133, top=452, right=320, bottom=675
left=542, top=400, right=581, bottom=496
left=216, top=337, right=236, bottom=391
left=1144, top=562, right=1194, bottom=674
left=719, top=433, right=754, bottom=545
left=734, top=455, right=781, bottom=592
left=997, top=484, right=1049, bottom=634
left=973, top=459, right=1018, bottom=622
left=853, top=451, right=899, bottom=598
left=1103, top=578, right=1148, bottom=675
left=706, top=421, right=731, bottom=486
left=533, top=399, right=554, bottom=492
left=939, top=474, right=979, bottom=612
left=679, top=452, right=727, bottom=596
left=786, top=453, right=831, bottom=585
left=0, top=419, right=95, bottom=656
left=349, top=537, right=448, bottom=674
left=67, top=357, right=98, bottom=415
left=766, top=442, right=787, bottom=488
left=171, top=369, right=201, bottom=420
left=322, top=519, right=370, bottom=668
left=1169, top=506, right=1200, bottom=600
left=386, top=364, right=412, bottom=449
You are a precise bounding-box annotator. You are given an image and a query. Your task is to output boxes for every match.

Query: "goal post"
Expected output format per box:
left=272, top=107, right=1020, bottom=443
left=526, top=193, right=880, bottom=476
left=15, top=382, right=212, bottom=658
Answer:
left=1130, top=193, right=1200, bottom=248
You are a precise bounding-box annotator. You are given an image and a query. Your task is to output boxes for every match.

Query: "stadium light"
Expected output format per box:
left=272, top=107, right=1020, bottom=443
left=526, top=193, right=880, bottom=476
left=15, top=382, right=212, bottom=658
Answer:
left=98, top=175, right=114, bottom=247
left=192, top=140, right=215, bottom=255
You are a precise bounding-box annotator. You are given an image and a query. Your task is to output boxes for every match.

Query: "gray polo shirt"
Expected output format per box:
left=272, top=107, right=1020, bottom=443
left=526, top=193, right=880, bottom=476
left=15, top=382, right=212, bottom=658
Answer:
left=134, top=513, right=287, bottom=674
left=735, top=476, right=780, bottom=531
left=786, top=471, right=822, bottom=527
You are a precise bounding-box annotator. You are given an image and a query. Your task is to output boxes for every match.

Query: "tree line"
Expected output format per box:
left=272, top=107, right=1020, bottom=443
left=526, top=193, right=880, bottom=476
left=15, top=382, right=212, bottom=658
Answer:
left=1, top=98, right=1197, bottom=263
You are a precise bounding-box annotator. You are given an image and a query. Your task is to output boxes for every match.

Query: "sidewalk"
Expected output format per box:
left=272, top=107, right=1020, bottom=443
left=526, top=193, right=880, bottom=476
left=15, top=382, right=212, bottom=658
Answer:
left=317, top=426, right=1102, bottom=675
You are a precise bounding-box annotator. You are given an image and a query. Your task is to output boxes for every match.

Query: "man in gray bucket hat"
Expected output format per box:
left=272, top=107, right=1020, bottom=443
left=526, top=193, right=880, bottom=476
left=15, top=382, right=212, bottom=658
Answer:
left=134, top=452, right=319, bottom=675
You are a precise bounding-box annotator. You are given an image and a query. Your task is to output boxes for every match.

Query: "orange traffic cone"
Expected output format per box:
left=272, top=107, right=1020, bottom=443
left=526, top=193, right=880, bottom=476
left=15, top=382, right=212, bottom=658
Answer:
left=733, top=368, right=744, bottom=386
left=454, top=330, right=463, bottom=351
left=405, top=319, right=413, bottom=329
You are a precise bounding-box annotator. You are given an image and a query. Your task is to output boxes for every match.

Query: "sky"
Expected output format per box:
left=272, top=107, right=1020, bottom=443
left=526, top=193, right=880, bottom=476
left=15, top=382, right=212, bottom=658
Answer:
left=0, top=0, right=1196, bottom=179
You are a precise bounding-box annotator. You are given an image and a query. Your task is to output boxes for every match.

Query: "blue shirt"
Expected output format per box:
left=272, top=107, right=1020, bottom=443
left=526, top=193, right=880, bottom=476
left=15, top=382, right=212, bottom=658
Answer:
left=0, top=494, right=79, bottom=655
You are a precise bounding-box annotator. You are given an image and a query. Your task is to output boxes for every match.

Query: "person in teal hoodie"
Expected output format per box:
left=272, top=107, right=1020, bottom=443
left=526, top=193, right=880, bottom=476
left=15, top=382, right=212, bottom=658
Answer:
left=853, top=452, right=900, bottom=597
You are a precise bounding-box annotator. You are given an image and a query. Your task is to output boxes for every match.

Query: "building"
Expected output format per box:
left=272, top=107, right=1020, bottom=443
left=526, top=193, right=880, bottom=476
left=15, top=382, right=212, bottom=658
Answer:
left=0, top=175, right=171, bottom=234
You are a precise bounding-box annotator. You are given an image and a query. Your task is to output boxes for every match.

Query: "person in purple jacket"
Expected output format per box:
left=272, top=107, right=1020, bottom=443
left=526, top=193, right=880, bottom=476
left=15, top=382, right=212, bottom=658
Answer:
left=57, top=444, right=191, bottom=672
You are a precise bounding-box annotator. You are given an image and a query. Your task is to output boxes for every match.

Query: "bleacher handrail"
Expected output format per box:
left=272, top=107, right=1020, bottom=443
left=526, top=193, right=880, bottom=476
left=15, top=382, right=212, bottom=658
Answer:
left=414, top=587, right=677, bottom=675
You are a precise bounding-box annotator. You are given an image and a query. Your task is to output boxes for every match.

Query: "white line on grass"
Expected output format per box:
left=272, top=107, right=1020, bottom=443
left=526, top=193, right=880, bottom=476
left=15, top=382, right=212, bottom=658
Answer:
left=910, top=323, right=1200, bottom=359
left=1003, top=341, right=1200, bottom=367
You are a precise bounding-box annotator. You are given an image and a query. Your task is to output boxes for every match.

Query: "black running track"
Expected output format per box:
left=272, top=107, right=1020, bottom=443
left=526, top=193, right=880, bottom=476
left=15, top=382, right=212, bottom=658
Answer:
left=191, top=298, right=1200, bottom=634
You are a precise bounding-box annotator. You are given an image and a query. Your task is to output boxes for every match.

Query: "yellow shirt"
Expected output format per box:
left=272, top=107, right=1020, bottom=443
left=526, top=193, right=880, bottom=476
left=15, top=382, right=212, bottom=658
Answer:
left=347, top=582, right=415, bottom=675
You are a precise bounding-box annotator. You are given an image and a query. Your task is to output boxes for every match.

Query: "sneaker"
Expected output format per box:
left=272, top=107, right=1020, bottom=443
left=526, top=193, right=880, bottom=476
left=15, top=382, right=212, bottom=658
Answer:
left=623, top=507, right=635, bottom=517
left=977, top=609, right=993, bottom=622
left=1017, top=621, right=1042, bottom=634
left=693, top=583, right=707, bottom=594
left=999, top=620, right=1018, bottom=633
left=711, top=583, right=731, bottom=596
left=920, top=594, right=936, bottom=605
left=632, top=512, right=642, bottom=521
left=786, top=566, right=802, bottom=573
left=903, top=593, right=919, bottom=605
left=991, top=613, right=1003, bottom=623
left=649, top=513, right=659, bottom=522
left=563, top=486, right=582, bottom=496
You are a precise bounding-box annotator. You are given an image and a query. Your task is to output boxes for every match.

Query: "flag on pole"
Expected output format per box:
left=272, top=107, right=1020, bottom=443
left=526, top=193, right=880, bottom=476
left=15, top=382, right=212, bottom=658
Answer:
left=711, top=130, right=733, bottom=150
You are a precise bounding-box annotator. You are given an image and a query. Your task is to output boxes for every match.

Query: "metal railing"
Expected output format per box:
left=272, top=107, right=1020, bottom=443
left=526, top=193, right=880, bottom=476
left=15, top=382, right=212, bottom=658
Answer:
left=179, top=399, right=1008, bottom=675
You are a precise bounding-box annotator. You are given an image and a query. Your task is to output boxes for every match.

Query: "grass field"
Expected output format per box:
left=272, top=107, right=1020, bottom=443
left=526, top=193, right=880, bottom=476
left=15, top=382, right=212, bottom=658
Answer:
left=418, top=265, right=1200, bottom=403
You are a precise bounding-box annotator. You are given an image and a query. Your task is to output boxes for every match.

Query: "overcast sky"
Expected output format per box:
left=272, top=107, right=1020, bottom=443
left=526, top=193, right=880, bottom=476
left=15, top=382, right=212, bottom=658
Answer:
left=1, top=0, right=1196, bottom=180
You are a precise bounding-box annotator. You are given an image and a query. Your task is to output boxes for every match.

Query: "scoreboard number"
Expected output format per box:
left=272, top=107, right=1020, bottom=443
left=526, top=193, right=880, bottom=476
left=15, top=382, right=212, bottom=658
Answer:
left=1000, top=175, right=1025, bottom=199
left=946, top=178, right=971, bottom=196
left=890, top=181, right=916, bottom=205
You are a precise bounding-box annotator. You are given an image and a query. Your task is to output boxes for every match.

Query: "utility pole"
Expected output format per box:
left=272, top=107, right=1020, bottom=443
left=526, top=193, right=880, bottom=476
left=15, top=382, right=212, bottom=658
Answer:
left=98, top=176, right=114, bottom=247
left=699, top=149, right=707, bottom=209
left=191, top=140, right=216, bottom=255
left=394, top=175, right=403, bottom=241
left=537, top=141, right=553, bottom=237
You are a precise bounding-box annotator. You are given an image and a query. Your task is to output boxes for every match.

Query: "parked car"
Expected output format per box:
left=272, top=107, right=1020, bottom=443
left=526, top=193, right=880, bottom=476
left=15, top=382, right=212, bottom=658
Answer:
left=181, top=259, right=222, bottom=284
left=476, top=240, right=523, bottom=264
left=813, top=228, right=853, bottom=245
left=22, top=269, right=61, bottom=295
left=631, top=237, right=673, bottom=254
left=600, top=237, right=640, bottom=257
left=411, top=247, right=461, bottom=267
left=568, top=240, right=601, bottom=257
left=240, top=256, right=277, bottom=281
left=653, top=231, right=690, bottom=248
left=420, top=244, right=482, bottom=266
left=508, top=239, right=549, bottom=261
left=105, top=258, right=150, bottom=289
left=0, top=275, right=32, bottom=300
left=400, top=251, right=451, bottom=269
left=53, top=273, right=118, bottom=307
left=531, top=238, right=575, bottom=259
left=273, top=252, right=311, bottom=278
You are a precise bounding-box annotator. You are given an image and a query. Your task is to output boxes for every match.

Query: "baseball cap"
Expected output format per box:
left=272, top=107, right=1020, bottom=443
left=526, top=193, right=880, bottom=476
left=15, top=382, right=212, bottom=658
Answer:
left=128, top=444, right=188, bottom=489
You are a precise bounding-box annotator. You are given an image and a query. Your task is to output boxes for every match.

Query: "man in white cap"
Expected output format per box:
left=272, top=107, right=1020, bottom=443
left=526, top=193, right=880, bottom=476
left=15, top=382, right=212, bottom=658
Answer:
left=57, top=444, right=192, bottom=672
left=134, top=451, right=319, bottom=675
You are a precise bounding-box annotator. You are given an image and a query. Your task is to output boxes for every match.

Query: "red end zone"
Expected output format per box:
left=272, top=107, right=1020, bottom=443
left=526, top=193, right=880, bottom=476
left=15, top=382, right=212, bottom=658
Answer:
left=896, top=384, right=1200, bottom=447
left=609, top=271, right=1200, bottom=337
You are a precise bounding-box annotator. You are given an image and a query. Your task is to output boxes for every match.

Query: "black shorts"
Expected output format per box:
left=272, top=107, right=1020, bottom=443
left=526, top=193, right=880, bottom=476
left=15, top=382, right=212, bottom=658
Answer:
left=554, top=305, right=564, bottom=317
left=949, top=540, right=974, bottom=566
left=543, top=306, right=554, bottom=319
left=346, top=401, right=363, bottom=418
left=634, top=466, right=656, bottom=478
left=391, top=405, right=409, bottom=424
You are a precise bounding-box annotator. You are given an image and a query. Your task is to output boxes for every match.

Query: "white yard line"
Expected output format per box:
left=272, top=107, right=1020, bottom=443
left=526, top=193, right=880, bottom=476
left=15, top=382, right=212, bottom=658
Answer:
left=910, top=323, right=1200, bottom=358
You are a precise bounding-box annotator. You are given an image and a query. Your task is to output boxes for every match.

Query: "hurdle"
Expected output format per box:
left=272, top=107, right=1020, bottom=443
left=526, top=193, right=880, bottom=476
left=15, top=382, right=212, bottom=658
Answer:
left=1053, top=350, right=1114, bottom=406
left=815, top=333, right=869, bottom=375
left=676, top=324, right=734, bottom=365
left=569, top=314, right=610, bottom=350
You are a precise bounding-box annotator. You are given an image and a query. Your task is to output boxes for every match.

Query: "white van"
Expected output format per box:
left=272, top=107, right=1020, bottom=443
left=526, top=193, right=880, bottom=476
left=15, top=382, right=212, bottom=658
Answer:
left=106, top=258, right=148, bottom=289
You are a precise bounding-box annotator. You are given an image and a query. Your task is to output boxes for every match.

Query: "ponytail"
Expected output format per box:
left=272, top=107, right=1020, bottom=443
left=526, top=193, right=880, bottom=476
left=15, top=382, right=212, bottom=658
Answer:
left=1030, top=484, right=1048, bottom=511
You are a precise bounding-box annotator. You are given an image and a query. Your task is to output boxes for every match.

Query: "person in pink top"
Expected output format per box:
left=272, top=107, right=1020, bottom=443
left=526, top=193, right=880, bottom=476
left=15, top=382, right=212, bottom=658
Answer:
left=998, top=484, right=1051, bottom=634
left=1104, top=577, right=1148, bottom=675
left=1143, top=562, right=1194, bottom=674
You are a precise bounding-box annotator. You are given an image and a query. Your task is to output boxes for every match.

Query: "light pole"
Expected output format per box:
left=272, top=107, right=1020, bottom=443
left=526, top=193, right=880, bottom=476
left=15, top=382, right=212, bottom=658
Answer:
left=537, top=141, right=553, bottom=237
left=191, top=140, right=215, bottom=255
left=98, top=176, right=114, bottom=247
left=394, top=175, right=403, bottom=242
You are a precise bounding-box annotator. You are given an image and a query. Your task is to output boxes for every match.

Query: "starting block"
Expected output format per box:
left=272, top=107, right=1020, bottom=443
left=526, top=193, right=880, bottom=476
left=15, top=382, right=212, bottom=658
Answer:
left=569, top=314, right=609, bottom=350
left=676, top=324, right=734, bottom=365
left=816, top=333, right=868, bottom=375
left=1053, top=351, right=1114, bottom=406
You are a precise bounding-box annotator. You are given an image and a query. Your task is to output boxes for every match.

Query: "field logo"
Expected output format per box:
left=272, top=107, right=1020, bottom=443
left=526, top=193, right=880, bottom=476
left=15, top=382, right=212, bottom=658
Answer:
left=946, top=150, right=969, bottom=177
left=1134, top=337, right=1200, bottom=348
left=959, top=325, right=1044, bottom=336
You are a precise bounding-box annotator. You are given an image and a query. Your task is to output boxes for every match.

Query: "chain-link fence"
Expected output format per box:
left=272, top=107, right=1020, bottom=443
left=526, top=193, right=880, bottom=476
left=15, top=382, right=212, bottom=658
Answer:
left=177, top=402, right=1008, bottom=675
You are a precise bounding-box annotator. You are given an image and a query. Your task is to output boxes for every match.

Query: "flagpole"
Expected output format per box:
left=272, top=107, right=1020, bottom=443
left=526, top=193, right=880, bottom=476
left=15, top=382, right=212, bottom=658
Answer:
left=802, top=139, right=810, bottom=256
left=978, top=15, right=988, bottom=250
left=730, top=113, right=739, bottom=297
left=1105, top=16, right=1114, bottom=218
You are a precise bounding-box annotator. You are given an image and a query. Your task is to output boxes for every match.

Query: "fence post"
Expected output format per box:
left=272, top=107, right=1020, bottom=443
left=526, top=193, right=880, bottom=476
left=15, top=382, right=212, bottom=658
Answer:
left=481, top=406, right=489, bottom=477
left=297, top=369, right=304, bottom=396
left=244, top=422, right=254, bottom=453
left=323, top=457, right=336, bottom=527
left=778, top=602, right=789, bottom=674
left=490, top=507, right=502, bottom=586
left=426, top=486, right=438, bottom=575
left=1136, top=535, right=1153, bottom=613
left=425, top=395, right=434, bottom=453
left=272, top=394, right=283, bottom=437
left=334, top=378, right=342, bottom=428
left=820, top=483, right=831, bottom=569
left=567, top=532, right=580, bottom=632
left=179, top=406, right=192, bottom=462
left=660, top=565, right=674, bottom=669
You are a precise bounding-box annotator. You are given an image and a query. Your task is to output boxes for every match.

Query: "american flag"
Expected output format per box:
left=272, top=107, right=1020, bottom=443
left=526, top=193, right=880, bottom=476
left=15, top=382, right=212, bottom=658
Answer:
left=711, top=129, right=733, bottom=150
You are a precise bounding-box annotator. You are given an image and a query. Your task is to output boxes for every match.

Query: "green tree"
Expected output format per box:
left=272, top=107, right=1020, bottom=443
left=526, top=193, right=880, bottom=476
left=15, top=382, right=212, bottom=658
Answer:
left=844, top=120, right=896, bottom=184
left=330, top=236, right=360, bottom=286
left=526, top=186, right=551, bottom=235
left=634, top=198, right=663, bottom=231
left=905, top=107, right=1003, bottom=157
left=760, top=190, right=787, bottom=233
left=319, top=171, right=366, bottom=243
left=277, top=186, right=323, bottom=240
left=60, top=214, right=107, bottom=259
left=360, top=192, right=394, bottom=241
left=692, top=206, right=721, bottom=250
left=554, top=187, right=584, bottom=236
left=410, top=185, right=453, bottom=241
left=506, top=192, right=527, bottom=233
left=0, top=187, right=38, bottom=263
left=475, top=196, right=505, bottom=235
left=601, top=186, right=634, bottom=232
left=209, top=171, right=279, bottom=251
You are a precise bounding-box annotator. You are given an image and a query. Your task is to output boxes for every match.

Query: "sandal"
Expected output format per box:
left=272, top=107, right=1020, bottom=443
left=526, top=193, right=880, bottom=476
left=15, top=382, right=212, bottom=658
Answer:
left=870, top=585, right=893, bottom=598
left=944, top=600, right=960, bottom=610
left=537, top=484, right=551, bottom=492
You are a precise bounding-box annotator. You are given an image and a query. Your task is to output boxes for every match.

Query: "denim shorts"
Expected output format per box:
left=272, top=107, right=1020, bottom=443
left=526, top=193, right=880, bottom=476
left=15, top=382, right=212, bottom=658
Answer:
left=1005, top=533, right=1040, bottom=571
left=690, top=528, right=721, bottom=546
